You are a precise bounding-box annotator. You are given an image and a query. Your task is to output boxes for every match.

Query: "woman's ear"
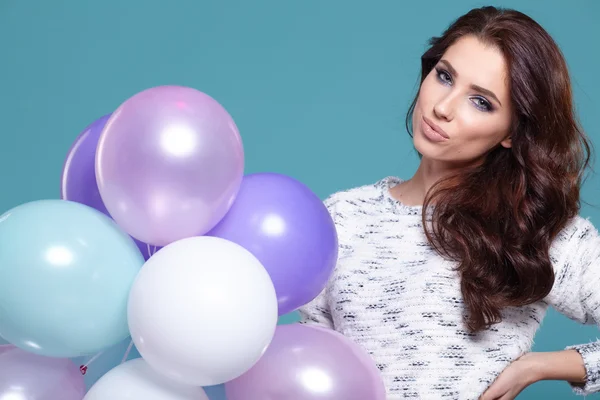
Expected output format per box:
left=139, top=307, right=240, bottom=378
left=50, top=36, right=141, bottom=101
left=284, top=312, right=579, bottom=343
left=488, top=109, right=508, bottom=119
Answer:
left=500, top=136, right=512, bottom=149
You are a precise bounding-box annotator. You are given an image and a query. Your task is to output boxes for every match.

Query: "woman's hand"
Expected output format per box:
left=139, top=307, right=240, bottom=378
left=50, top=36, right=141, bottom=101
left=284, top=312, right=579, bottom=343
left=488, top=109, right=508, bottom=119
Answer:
left=479, top=352, right=540, bottom=400
left=479, top=350, right=586, bottom=400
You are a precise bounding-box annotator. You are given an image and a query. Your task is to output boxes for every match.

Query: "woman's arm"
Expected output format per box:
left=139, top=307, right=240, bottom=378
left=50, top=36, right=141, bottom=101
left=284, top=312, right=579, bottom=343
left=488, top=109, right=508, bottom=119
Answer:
left=547, top=217, right=600, bottom=395
left=482, top=216, right=600, bottom=399
left=524, top=350, right=586, bottom=384
left=528, top=217, right=600, bottom=395
left=479, top=350, right=586, bottom=400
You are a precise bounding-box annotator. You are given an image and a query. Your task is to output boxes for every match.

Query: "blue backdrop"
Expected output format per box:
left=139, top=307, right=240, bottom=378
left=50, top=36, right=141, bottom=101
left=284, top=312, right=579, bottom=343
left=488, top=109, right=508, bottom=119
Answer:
left=0, top=1, right=598, bottom=398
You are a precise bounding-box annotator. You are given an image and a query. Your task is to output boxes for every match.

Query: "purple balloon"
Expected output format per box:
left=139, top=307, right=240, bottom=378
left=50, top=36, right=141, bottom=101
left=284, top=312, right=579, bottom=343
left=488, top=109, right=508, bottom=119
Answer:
left=61, top=115, right=158, bottom=259
left=208, top=173, right=338, bottom=315
left=224, top=324, right=386, bottom=400
left=96, top=86, right=244, bottom=247
left=0, top=347, right=86, bottom=400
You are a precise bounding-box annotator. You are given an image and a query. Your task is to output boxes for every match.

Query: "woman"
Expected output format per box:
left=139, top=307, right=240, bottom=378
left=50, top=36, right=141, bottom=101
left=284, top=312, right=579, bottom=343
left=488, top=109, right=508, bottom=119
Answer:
left=298, top=6, right=599, bottom=400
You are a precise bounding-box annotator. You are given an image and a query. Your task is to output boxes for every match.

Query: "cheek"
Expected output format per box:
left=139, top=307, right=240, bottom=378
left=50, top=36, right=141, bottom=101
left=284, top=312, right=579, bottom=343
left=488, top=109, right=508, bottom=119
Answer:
left=416, top=75, right=438, bottom=107
left=456, top=107, right=509, bottom=144
left=456, top=109, right=484, bottom=139
left=453, top=120, right=510, bottom=160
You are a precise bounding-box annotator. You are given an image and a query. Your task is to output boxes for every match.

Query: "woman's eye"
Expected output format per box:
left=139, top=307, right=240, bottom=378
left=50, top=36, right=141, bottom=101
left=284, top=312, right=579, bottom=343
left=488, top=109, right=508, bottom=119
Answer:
left=436, top=68, right=452, bottom=85
left=471, top=97, right=493, bottom=112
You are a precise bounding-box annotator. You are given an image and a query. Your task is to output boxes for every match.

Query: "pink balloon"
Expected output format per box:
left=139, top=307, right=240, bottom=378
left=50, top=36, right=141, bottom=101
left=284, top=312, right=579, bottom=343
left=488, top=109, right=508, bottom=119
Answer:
left=0, top=347, right=85, bottom=400
left=96, top=86, right=244, bottom=247
left=0, top=344, right=11, bottom=356
left=224, top=324, right=386, bottom=400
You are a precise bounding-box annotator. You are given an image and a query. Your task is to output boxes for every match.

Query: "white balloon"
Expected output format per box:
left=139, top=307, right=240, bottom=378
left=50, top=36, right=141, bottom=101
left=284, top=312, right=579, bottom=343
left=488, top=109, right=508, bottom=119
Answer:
left=128, top=236, right=278, bottom=386
left=83, top=358, right=209, bottom=400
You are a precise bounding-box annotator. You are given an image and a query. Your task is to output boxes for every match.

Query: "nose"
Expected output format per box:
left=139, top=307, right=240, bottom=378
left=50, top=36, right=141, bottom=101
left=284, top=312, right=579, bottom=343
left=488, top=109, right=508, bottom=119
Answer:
left=433, top=93, right=455, bottom=122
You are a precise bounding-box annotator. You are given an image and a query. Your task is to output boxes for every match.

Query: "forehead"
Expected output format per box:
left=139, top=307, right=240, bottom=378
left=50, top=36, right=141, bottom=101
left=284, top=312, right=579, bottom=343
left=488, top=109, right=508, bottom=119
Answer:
left=442, top=35, right=509, bottom=99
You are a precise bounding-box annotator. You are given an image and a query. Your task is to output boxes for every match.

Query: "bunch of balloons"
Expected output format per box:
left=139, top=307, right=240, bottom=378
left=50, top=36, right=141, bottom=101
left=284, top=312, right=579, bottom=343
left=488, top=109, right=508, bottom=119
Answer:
left=0, top=85, right=386, bottom=399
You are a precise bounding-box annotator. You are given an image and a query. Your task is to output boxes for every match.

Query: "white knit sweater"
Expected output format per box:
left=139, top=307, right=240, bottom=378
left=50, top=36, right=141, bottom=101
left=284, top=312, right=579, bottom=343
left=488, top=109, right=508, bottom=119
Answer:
left=298, top=177, right=600, bottom=399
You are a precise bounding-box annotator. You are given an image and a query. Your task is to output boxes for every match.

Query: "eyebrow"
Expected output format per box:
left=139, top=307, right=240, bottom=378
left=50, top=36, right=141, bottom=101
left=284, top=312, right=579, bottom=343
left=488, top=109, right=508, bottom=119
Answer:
left=438, top=59, right=503, bottom=106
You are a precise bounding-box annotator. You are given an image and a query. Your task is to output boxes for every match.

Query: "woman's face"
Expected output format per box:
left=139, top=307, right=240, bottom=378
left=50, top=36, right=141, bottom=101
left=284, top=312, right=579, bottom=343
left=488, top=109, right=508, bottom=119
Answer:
left=412, top=35, right=513, bottom=166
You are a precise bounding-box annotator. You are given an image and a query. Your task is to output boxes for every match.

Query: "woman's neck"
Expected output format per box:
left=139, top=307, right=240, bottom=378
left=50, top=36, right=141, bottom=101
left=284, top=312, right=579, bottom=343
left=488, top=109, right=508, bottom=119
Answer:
left=391, top=158, right=460, bottom=206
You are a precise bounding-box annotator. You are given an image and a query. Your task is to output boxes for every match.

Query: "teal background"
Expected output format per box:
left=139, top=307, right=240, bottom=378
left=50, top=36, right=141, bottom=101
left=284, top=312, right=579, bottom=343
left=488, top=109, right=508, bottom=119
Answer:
left=0, top=0, right=598, bottom=398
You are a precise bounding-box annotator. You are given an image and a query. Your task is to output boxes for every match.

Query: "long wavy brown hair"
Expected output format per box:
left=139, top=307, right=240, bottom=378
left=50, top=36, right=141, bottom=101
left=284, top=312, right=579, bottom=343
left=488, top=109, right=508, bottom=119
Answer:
left=405, top=6, right=593, bottom=332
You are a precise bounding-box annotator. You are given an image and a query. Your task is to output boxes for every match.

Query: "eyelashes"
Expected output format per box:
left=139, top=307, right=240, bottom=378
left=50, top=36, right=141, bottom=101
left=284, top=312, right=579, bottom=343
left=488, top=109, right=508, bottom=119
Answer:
left=436, top=68, right=453, bottom=85
left=434, top=67, right=494, bottom=112
left=471, top=97, right=493, bottom=112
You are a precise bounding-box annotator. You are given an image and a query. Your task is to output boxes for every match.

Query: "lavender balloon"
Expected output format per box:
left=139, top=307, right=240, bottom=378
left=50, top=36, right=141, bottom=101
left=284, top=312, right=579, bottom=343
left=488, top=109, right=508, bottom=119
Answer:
left=224, top=324, right=386, bottom=400
left=61, top=115, right=112, bottom=217
left=96, top=86, right=244, bottom=247
left=61, top=114, right=158, bottom=259
left=208, top=173, right=338, bottom=315
left=0, top=346, right=85, bottom=400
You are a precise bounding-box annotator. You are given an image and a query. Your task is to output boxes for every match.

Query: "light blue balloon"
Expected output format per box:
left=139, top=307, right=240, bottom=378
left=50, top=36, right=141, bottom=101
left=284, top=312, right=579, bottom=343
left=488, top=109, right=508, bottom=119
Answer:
left=203, top=384, right=227, bottom=400
left=0, top=200, right=145, bottom=358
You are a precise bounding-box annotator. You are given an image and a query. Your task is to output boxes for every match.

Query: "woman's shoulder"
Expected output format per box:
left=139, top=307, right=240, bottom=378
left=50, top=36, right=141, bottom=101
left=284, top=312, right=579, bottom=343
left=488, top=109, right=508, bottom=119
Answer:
left=549, top=214, right=600, bottom=271
left=324, top=176, right=414, bottom=213
left=553, top=215, right=599, bottom=249
left=546, top=214, right=600, bottom=314
left=325, top=176, right=398, bottom=200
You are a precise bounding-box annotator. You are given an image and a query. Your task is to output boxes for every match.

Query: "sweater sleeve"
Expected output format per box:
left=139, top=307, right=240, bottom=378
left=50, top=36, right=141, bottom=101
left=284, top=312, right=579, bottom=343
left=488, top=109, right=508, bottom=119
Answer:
left=297, top=193, right=346, bottom=329
left=547, top=217, right=600, bottom=395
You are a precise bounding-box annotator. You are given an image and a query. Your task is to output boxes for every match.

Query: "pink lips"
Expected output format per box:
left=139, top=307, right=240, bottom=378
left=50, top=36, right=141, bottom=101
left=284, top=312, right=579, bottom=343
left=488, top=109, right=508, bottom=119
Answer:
left=422, top=116, right=449, bottom=142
